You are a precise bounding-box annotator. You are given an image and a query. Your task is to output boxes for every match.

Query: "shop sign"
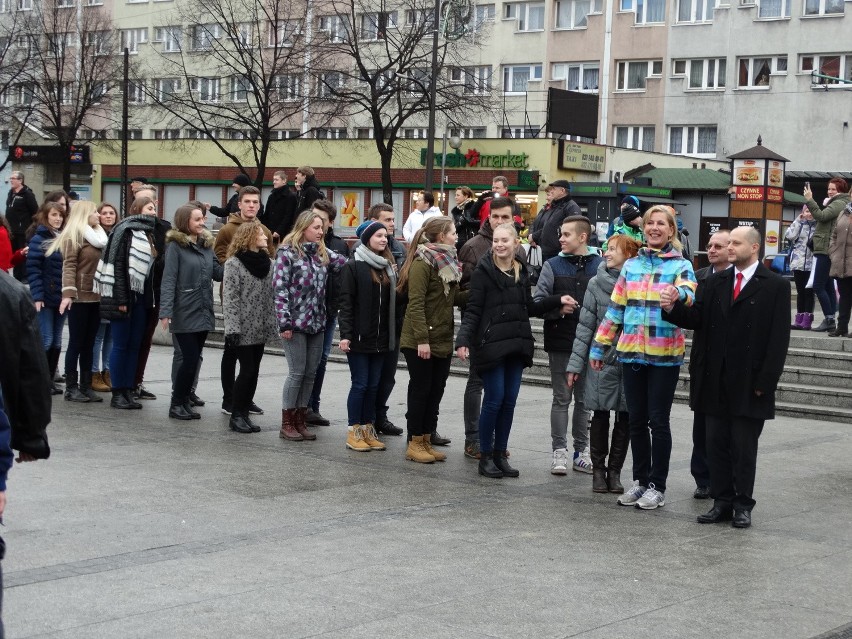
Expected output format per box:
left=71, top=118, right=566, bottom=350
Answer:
left=732, top=159, right=765, bottom=186
left=766, top=187, right=783, bottom=203
left=7, top=145, right=90, bottom=164
left=419, top=148, right=530, bottom=170
left=559, top=141, right=606, bottom=173
left=733, top=186, right=765, bottom=201
left=517, top=170, right=540, bottom=190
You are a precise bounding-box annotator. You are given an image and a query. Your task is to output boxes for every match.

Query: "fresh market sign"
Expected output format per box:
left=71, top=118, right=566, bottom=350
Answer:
left=419, top=148, right=530, bottom=169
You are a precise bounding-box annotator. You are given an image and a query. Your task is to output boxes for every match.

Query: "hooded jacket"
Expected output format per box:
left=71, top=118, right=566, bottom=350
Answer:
left=159, top=229, right=223, bottom=333
left=26, top=226, right=63, bottom=307
left=806, top=192, right=850, bottom=255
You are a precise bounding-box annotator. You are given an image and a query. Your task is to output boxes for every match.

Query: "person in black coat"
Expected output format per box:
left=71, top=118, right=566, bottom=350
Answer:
left=5, top=171, right=39, bottom=282
left=530, top=180, right=582, bottom=262
left=662, top=226, right=791, bottom=529
left=455, top=223, right=566, bottom=478
left=294, top=166, right=324, bottom=213
left=207, top=174, right=251, bottom=221
left=261, top=170, right=297, bottom=242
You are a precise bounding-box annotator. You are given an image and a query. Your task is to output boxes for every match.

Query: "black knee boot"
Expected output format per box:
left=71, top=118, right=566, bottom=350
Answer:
left=607, top=412, right=630, bottom=493
left=590, top=411, right=610, bottom=493
left=80, top=371, right=103, bottom=402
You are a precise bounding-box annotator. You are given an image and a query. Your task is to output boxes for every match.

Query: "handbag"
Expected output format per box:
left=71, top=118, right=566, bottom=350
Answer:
left=526, top=245, right=542, bottom=285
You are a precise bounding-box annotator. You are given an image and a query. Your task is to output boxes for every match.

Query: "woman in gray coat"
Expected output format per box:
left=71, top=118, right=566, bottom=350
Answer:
left=159, top=204, right=223, bottom=421
left=566, top=234, right=641, bottom=494
left=223, top=221, right=280, bottom=433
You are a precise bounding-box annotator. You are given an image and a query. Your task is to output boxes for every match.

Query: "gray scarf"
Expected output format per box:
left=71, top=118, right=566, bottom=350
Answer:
left=355, top=244, right=397, bottom=350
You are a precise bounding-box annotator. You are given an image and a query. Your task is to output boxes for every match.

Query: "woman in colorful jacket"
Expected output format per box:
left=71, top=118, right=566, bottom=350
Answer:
left=274, top=209, right=347, bottom=441
left=786, top=206, right=817, bottom=330
left=590, top=205, right=697, bottom=510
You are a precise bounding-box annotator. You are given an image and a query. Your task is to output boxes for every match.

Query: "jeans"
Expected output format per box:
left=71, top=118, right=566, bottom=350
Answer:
left=402, top=348, right=452, bottom=438
left=549, top=351, right=589, bottom=452
left=171, top=334, right=202, bottom=394
left=621, top=363, right=681, bottom=493
left=92, top=321, right=112, bottom=372
left=308, top=315, right=338, bottom=412
left=281, top=331, right=324, bottom=409
left=478, top=358, right=525, bottom=454
left=64, top=302, right=101, bottom=377
left=836, top=278, right=852, bottom=331
left=134, top=305, right=159, bottom=386
left=812, top=254, right=836, bottom=317
left=37, top=306, right=65, bottom=351
left=173, top=332, right=207, bottom=402
left=792, top=270, right=815, bottom=314
left=346, top=351, right=385, bottom=426
left=233, top=343, right=264, bottom=415
left=463, top=366, right=483, bottom=441
left=375, top=344, right=400, bottom=424
left=110, top=297, right=148, bottom=390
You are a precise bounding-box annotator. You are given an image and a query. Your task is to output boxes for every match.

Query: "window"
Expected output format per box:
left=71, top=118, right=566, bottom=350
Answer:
left=556, top=0, right=602, bottom=28
left=756, top=0, right=790, bottom=18
left=86, top=31, right=109, bottom=55
left=154, top=77, right=181, bottom=101
left=737, top=56, right=785, bottom=87
left=402, top=68, right=430, bottom=95
left=120, top=28, right=147, bottom=53
left=152, top=129, right=181, bottom=140
left=113, top=129, right=143, bottom=139
left=406, top=8, right=435, bottom=28
left=127, top=0, right=148, bottom=4
left=676, top=0, right=715, bottom=22
left=191, top=24, right=220, bottom=50
left=275, top=74, right=301, bottom=100
left=17, top=35, right=35, bottom=55
left=504, top=2, right=545, bottom=30
left=802, top=54, right=852, bottom=85
left=668, top=125, right=717, bottom=156
left=185, top=129, right=209, bottom=140
left=60, top=82, right=74, bottom=104
left=614, top=125, right=655, bottom=150
left=634, top=0, right=666, bottom=22
left=229, top=76, right=249, bottom=101
left=803, top=0, right=844, bottom=15
left=317, top=72, right=343, bottom=98
left=449, top=127, right=487, bottom=138
left=90, top=81, right=108, bottom=103
left=18, top=0, right=32, bottom=10
left=501, top=126, right=539, bottom=138
left=232, top=23, right=253, bottom=48
left=17, top=83, right=34, bottom=105
left=189, top=77, right=220, bottom=102
left=474, top=3, right=496, bottom=24
left=552, top=62, right=599, bottom=92
left=402, top=127, right=429, bottom=139
left=0, top=0, right=9, bottom=11
left=450, top=66, right=492, bottom=94
left=314, top=128, right=348, bottom=139
left=318, top=14, right=348, bottom=42
left=153, top=26, right=181, bottom=52
left=616, top=60, right=661, bottom=90
left=271, top=130, right=300, bottom=139
left=503, top=64, right=542, bottom=93
left=672, top=58, right=726, bottom=89
left=127, top=80, right=145, bottom=104
left=356, top=128, right=374, bottom=138
left=78, top=129, right=107, bottom=140
left=360, top=11, right=397, bottom=40
left=85, top=0, right=104, bottom=5
left=57, top=0, right=74, bottom=7
left=268, top=20, right=301, bottom=47
left=48, top=33, right=73, bottom=58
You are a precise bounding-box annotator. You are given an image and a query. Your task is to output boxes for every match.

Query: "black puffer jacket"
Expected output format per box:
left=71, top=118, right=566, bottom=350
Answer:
left=5, top=185, right=38, bottom=235
left=262, top=186, right=297, bottom=239
left=296, top=175, right=323, bottom=213
left=338, top=260, right=392, bottom=353
left=531, top=195, right=582, bottom=261
left=455, top=253, right=558, bottom=373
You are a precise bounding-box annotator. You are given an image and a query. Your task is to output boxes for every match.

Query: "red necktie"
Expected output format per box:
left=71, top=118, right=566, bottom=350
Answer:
left=733, top=272, right=743, bottom=300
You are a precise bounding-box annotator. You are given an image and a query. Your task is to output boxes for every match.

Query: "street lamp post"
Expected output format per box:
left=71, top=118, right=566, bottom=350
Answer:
left=423, top=0, right=441, bottom=194
left=439, top=134, right=462, bottom=214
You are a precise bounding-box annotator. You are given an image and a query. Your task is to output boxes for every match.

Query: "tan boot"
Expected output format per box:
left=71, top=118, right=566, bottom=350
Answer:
left=102, top=370, right=112, bottom=389
left=91, top=371, right=110, bottom=393
left=421, top=434, right=447, bottom=461
left=405, top=435, right=436, bottom=463
left=294, top=407, right=317, bottom=441
left=279, top=409, right=303, bottom=441
left=346, top=425, right=372, bottom=451
left=360, top=424, right=386, bottom=451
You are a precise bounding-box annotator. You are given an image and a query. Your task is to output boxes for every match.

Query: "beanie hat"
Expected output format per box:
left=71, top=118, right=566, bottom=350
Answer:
left=356, top=220, right=387, bottom=246
left=621, top=196, right=642, bottom=224
left=233, top=174, right=251, bottom=187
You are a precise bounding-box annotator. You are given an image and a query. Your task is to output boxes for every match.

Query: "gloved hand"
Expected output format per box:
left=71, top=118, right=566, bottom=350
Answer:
left=225, top=333, right=240, bottom=349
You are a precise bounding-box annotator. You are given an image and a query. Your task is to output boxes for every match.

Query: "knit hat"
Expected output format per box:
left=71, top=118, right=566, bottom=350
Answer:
left=233, top=174, right=251, bottom=187
left=621, top=196, right=642, bottom=224
left=356, top=220, right=387, bottom=246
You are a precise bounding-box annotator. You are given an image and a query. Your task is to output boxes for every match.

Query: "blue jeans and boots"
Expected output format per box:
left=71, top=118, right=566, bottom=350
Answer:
left=109, top=297, right=147, bottom=409
left=306, top=315, right=337, bottom=425
left=478, top=358, right=524, bottom=478
left=38, top=306, right=65, bottom=395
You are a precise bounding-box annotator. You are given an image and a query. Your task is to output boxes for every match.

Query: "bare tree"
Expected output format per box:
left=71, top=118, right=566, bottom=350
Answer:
left=313, top=0, right=494, bottom=203
left=140, top=0, right=342, bottom=186
left=6, top=0, right=122, bottom=191
left=0, top=6, right=39, bottom=171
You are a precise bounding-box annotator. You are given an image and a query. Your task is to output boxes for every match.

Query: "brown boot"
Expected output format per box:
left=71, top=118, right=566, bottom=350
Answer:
left=346, top=425, right=372, bottom=451
left=420, top=433, right=446, bottom=461
left=360, top=424, right=386, bottom=451
left=294, top=407, right=317, bottom=440
left=91, top=371, right=111, bottom=392
left=279, top=409, right=303, bottom=441
left=102, top=370, right=112, bottom=389
left=405, top=435, right=436, bottom=463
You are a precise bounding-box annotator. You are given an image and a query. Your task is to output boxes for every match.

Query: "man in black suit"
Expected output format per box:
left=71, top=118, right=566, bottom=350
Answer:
left=662, top=226, right=790, bottom=529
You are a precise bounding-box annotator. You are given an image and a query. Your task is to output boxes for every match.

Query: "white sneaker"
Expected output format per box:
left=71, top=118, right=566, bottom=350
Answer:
left=635, top=484, right=666, bottom=510
left=617, top=481, right=646, bottom=506
left=572, top=449, right=593, bottom=474
left=550, top=448, right=569, bottom=475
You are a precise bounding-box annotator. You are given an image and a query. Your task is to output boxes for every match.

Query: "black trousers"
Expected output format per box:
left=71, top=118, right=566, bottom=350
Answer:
left=691, top=411, right=711, bottom=489
left=221, top=342, right=238, bottom=405
left=837, top=277, right=852, bottom=331
left=64, top=302, right=101, bottom=377
left=705, top=413, right=764, bottom=511
left=233, top=343, right=264, bottom=416
left=402, top=348, right=451, bottom=438
left=173, top=332, right=207, bottom=402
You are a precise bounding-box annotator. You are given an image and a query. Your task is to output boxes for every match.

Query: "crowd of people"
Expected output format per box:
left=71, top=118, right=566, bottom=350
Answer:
left=11, top=168, right=852, bottom=533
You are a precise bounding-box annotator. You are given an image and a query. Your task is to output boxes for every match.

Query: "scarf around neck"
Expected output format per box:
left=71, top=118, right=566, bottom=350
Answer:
left=95, top=215, right=156, bottom=297
left=84, top=225, right=108, bottom=250
left=355, top=244, right=398, bottom=350
left=416, top=242, right=462, bottom=296
left=235, top=249, right=271, bottom=279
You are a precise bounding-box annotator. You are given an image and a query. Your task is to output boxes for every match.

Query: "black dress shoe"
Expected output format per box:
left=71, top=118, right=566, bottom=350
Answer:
left=697, top=505, right=733, bottom=524
left=229, top=414, right=253, bottom=433
left=693, top=485, right=712, bottom=500
left=169, top=403, right=194, bottom=421
left=430, top=431, right=451, bottom=446
left=305, top=408, right=330, bottom=426
left=374, top=419, right=403, bottom=436
left=732, top=509, right=752, bottom=528
left=243, top=414, right=262, bottom=432
left=478, top=457, right=503, bottom=478
left=189, top=393, right=205, bottom=407
left=182, top=403, right=201, bottom=419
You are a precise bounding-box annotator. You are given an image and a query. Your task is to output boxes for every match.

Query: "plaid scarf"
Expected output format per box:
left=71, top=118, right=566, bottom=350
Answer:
left=95, top=215, right=156, bottom=297
left=416, top=243, right=462, bottom=296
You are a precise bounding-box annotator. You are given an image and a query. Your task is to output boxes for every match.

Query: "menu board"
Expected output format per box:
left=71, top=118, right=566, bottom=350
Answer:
left=767, top=161, right=784, bottom=188
left=733, top=159, right=765, bottom=186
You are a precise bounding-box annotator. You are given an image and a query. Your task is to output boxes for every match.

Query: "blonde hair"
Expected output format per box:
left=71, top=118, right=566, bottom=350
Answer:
left=46, top=200, right=99, bottom=257
left=492, top=222, right=521, bottom=282
left=226, top=220, right=264, bottom=259
left=281, top=210, right=329, bottom=264
left=642, top=205, right=682, bottom=251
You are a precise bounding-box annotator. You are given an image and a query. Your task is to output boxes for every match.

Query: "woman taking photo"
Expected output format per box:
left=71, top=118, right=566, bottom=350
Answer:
left=95, top=196, right=158, bottom=410
left=159, top=203, right=223, bottom=421
left=398, top=216, right=468, bottom=464
left=804, top=178, right=850, bottom=332
left=26, top=202, right=67, bottom=395
left=828, top=192, right=852, bottom=338
left=222, top=220, right=279, bottom=433
left=91, top=202, right=118, bottom=392
left=590, top=205, right=697, bottom=510
left=274, top=209, right=347, bottom=441
left=787, top=206, right=817, bottom=330
left=49, top=201, right=108, bottom=403
left=338, top=220, right=397, bottom=452
left=566, top=234, right=642, bottom=493
left=455, top=223, right=561, bottom=478
left=451, top=186, right=478, bottom=249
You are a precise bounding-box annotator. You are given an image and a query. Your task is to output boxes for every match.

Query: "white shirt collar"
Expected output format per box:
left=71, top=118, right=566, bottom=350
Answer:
left=734, top=260, right=759, bottom=287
